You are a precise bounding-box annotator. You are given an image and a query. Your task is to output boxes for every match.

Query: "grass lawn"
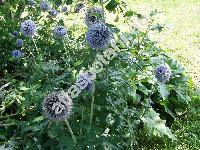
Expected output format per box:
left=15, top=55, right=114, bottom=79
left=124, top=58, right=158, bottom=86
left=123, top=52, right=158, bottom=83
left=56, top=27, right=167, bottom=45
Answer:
left=126, top=0, right=200, bottom=87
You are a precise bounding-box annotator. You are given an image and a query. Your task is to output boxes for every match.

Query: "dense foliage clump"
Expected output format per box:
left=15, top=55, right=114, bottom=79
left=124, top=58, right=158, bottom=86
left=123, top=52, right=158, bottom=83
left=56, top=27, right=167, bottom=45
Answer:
left=0, top=0, right=191, bottom=149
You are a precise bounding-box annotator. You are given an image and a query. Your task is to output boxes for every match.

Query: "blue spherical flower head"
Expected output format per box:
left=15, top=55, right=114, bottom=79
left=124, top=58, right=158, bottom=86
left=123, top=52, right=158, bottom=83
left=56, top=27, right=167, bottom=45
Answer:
left=76, top=72, right=95, bottom=93
left=42, top=91, right=72, bottom=121
left=12, top=50, right=22, bottom=58
left=55, top=1, right=61, bottom=7
left=74, top=3, right=84, bottom=13
left=49, top=9, right=58, bottom=17
left=20, top=19, right=37, bottom=38
left=155, top=64, right=172, bottom=83
left=86, top=23, right=113, bottom=50
left=40, top=0, right=51, bottom=11
left=61, top=6, right=68, bottom=13
left=85, top=7, right=104, bottom=27
left=13, top=31, right=19, bottom=37
left=28, top=0, right=36, bottom=6
left=16, top=39, right=24, bottom=47
left=53, top=26, right=67, bottom=39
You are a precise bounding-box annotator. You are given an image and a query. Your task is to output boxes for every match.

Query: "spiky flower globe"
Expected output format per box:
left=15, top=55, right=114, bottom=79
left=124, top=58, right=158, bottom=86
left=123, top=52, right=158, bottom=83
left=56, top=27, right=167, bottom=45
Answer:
left=85, top=7, right=104, bottom=27
left=155, top=64, right=172, bottom=83
left=16, top=39, right=24, bottom=47
left=12, top=50, right=22, bottom=58
left=76, top=72, right=95, bottom=92
left=61, top=6, right=68, bottom=13
left=86, top=23, right=113, bottom=50
left=13, top=31, right=19, bottom=37
left=40, top=0, right=51, bottom=11
left=28, top=0, right=36, bottom=6
left=49, top=9, right=58, bottom=17
left=74, top=3, right=84, bottom=13
left=20, top=19, right=37, bottom=38
left=43, top=91, right=72, bottom=121
left=53, top=26, right=67, bottom=39
left=55, top=2, right=61, bottom=7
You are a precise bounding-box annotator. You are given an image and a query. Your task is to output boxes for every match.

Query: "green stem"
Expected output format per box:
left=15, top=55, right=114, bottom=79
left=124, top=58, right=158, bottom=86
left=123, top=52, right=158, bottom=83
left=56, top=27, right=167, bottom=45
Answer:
left=0, top=123, right=16, bottom=126
left=65, top=119, right=77, bottom=145
left=0, top=113, right=18, bottom=119
left=33, top=39, right=39, bottom=57
left=80, top=106, right=84, bottom=135
left=100, top=0, right=106, bottom=23
left=137, top=34, right=140, bottom=50
left=90, top=95, right=95, bottom=128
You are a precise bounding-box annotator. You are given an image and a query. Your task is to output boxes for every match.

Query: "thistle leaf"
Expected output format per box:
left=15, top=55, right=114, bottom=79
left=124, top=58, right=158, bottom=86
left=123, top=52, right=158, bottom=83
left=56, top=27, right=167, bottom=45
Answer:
left=141, top=108, right=177, bottom=140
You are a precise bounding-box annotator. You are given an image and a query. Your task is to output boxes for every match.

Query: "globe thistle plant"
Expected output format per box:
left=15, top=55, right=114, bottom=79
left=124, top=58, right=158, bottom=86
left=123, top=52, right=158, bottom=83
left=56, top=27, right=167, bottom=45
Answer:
left=16, top=39, right=24, bottom=47
left=53, top=26, right=67, bottom=39
left=12, top=50, right=22, bottom=58
left=43, top=91, right=72, bottom=121
left=74, top=3, right=84, bottom=13
left=76, top=72, right=95, bottom=92
left=20, top=19, right=37, bottom=38
left=155, top=64, right=172, bottom=83
left=40, top=0, right=51, bottom=11
left=85, top=7, right=104, bottom=27
left=49, top=9, right=58, bottom=17
left=86, top=23, right=113, bottom=50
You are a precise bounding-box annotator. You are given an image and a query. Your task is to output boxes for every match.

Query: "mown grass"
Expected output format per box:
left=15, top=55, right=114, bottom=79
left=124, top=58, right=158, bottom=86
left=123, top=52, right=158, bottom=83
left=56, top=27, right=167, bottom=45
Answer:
left=124, top=0, right=200, bottom=149
left=126, top=0, right=200, bottom=87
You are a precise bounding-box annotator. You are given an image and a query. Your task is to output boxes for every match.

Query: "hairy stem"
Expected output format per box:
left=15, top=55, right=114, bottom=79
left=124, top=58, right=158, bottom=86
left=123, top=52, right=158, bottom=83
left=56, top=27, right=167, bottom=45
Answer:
left=65, top=119, right=77, bottom=145
left=100, top=0, right=106, bottom=23
left=90, top=95, right=95, bottom=128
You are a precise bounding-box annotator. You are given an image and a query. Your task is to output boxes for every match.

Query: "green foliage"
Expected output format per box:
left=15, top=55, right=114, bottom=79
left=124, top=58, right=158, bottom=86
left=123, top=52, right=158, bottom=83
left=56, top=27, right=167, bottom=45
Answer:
left=141, top=108, right=176, bottom=140
left=105, top=0, right=119, bottom=12
left=0, top=0, right=192, bottom=149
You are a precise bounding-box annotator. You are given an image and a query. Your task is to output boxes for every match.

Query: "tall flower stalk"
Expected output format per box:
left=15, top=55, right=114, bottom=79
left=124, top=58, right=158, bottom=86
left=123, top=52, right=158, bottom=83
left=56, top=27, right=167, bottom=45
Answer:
left=65, top=119, right=77, bottom=145
left=90, top=94, right=95, bottom=129
left=99, top=0, right=105, bottom=23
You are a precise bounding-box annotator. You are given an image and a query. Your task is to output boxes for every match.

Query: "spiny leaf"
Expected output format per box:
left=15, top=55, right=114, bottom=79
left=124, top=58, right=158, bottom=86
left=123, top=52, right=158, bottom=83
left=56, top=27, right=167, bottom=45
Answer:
left=158, top=82, right=169, bottom=100
left=141, top=108, right=177, bottom=140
